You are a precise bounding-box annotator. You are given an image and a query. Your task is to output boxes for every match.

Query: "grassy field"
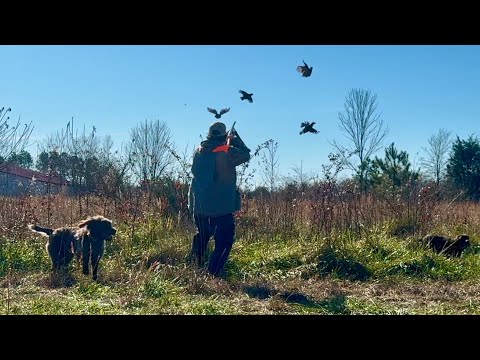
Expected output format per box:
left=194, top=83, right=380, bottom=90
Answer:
left=2, top=195, right=480, bottom=314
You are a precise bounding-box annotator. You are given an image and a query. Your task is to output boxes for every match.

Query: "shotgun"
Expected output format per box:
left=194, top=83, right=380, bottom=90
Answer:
left=227, top=121, right=236, bottom=145
left=212, top=121, right=237, bottom=153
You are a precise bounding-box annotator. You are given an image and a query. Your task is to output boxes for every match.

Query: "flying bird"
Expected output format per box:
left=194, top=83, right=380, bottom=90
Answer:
left=207, top=107, right=230, bottom=119
left=239, top=90, right=253, bottom=103
left=297, top=60, right=313, bottom=77
left=299, top=121, right=319, bottom=135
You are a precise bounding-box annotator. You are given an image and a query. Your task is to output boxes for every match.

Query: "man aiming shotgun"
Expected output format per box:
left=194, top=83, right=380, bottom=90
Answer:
left=212, top=121, right=236, bottom=153
left=187, top=120, right=250, bottom=277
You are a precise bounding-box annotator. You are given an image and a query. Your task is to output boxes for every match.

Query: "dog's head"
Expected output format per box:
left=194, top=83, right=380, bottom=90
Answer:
left=453, top=234, right=471, bottom=251
left=78, top=216, right=117, bottom=241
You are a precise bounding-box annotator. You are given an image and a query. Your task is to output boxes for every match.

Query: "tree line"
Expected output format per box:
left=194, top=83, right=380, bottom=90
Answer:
left=1, top=88, right=480, bottom=204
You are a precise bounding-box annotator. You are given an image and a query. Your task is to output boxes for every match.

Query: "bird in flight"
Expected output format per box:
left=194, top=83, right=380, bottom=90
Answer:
left=239, top=90, right=253, bottom=103
left=207, top=107, right=230, bottom=119
left=297, top=60, right=313, bottom=77
left=299, top=121, right=319, bottom=135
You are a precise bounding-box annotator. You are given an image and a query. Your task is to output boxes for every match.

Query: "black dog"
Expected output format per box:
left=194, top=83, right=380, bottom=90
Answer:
left=28, top=215, right=116, bottom=280
left=421, top=234, right=471, bottom=257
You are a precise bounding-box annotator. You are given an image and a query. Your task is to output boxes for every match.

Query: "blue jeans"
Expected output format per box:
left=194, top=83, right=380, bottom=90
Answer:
left=190, top=213, right=235, bottom=276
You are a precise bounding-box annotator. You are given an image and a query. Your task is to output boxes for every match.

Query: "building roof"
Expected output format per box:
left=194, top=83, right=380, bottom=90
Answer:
left=0, top=163, right=69, bottom=186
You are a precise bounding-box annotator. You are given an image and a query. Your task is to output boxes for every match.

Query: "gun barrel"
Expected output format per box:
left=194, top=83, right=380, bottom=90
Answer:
left=227, top=121, right=236, bottom=146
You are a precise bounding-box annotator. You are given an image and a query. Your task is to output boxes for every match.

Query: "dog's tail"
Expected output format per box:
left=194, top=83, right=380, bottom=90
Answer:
left=28, top=224, right=53, bottom=236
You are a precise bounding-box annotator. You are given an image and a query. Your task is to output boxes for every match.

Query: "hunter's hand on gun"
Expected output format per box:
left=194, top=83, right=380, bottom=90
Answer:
left=230, top=130, right=243, bottom=146
left=231, top=131, right=249, bottom=153
left=226, top=122, right=243, bottom=147
left=226, top=121, right=236, bottom=146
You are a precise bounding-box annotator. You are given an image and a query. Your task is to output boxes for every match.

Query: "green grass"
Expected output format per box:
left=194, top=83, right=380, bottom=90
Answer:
left=3, top=220, right=480, bottom=314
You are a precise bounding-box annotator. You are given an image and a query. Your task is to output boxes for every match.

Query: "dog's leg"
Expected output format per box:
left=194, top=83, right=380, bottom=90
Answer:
left=47, top=244, right=62, bottom=272
left=91, top=241, right=105, bottom=281
left=73, top=238, right=82, bottom=262
left=82, top=237, right=91, bottom=276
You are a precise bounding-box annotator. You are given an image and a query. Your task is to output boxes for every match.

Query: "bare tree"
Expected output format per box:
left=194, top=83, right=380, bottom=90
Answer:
left=258, top=139, right=280, bottom=193
left=0, top=107, right=34, bottom=169
left=127, top=119, right=174, bottom=187
left=420, top=128, right=452, bottom=186
left=166, top=142, right=194, bottom=186
left=284, top=160, right=314, bottom=189
left=331, top=88, right=389, bottom=187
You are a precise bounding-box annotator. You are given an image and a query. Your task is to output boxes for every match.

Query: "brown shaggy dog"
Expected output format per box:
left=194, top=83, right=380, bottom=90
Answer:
left=28, top=215, right=116, bottom=280
left=421, top=234, right=471, bottom=257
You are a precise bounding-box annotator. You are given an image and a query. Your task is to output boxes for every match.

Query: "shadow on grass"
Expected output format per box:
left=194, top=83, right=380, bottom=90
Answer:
left=280, top=291, right=349, bottom=314
left=145, top=251, right=185, bottom=268
left=243, top=285, right=274, bottom=299
left=242, top=284, right=350, bottom=314
left=385, top=254, right=437, bottom=277
left=316, top=295, right=349, bottom=314
left=48, top=271, right=77, bottom=288
left=317, top=247, right=372, bottom=282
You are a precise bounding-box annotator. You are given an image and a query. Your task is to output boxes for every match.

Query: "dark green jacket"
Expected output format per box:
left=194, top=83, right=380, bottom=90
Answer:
left=188, top=135, right=251, bottom=217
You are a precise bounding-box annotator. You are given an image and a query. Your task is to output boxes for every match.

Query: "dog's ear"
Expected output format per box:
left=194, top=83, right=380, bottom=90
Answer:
left=78, top=218, right=91, bottom=228
left=456, top=234, right=470, bottom=242
left=79, top=216, right=107, bottom=228
left=78, top=216, right=115, bottom=240
left=77, top=218, right=92, bottom=238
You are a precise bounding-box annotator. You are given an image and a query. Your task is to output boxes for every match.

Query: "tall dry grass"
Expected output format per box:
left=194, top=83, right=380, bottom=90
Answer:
left=2, top=183, right=480, bottom=314
left=1, top=179, right=478, bottom=247
left=237, top=183, right=479, bottom=244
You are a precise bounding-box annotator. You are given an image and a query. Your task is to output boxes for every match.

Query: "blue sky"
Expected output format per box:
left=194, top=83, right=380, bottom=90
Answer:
left=1, top=45, right=479, bottom=186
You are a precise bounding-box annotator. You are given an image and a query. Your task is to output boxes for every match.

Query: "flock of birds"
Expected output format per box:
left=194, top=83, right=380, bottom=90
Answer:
left=206, top=60, right=319, bottom=135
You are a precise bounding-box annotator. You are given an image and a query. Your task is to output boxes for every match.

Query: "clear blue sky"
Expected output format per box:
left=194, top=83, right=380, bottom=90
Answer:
left=1, top=45, right=479, bottom=186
